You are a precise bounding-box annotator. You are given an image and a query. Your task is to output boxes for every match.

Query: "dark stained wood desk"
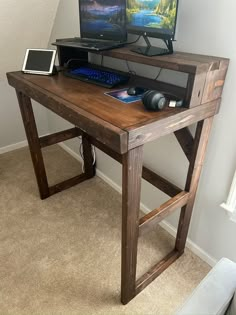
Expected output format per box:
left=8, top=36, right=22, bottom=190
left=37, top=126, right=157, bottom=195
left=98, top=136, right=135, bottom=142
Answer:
left=7, top=47, right=229, bottom=304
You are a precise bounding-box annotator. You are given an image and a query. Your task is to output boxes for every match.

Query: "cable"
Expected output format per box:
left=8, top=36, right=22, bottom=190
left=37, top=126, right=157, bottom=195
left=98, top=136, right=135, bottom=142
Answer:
left=125, top=35, right=141, bottom=45
left=64, top=58, right=87, bottom=69
left=78, top=138, right=96, bottom=173
left=101, top=55, right=104, bottom=67
left=155, top=68, right=163, bottom=80
left=125, top=60, right=136, bottom=76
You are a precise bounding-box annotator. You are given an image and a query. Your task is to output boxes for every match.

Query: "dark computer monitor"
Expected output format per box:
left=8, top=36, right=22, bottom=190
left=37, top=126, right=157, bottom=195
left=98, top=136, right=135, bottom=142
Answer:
left=79, top=0, right=127, bottom=42
left=126, top=0, right=179, bottom=56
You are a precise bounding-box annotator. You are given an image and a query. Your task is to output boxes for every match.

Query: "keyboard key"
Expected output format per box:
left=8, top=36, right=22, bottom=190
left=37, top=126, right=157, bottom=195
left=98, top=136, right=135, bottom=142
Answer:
left=64, top=66, right=130, bottom=88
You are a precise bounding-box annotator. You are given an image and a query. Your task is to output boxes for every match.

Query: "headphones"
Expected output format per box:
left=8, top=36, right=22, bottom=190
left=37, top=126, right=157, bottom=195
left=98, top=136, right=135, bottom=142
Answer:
left=142, top=90, right=184, bottom=111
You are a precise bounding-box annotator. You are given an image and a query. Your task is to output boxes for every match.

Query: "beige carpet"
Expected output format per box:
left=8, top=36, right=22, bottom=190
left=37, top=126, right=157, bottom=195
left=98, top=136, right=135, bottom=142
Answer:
left=0, top=145, right=211, bottom=315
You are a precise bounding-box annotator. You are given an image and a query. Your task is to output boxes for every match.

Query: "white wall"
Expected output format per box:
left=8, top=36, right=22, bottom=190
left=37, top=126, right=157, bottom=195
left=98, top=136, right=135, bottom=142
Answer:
left=48, top=0, right=236, bottom=264
left=0, top=0, right=60, bottom=151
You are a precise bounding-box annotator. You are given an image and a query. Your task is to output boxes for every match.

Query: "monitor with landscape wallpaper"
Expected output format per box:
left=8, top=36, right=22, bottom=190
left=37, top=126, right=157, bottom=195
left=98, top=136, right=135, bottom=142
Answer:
left=79, top=0, right=127, bottom=42
left=126, top=0, right=179, bottom=56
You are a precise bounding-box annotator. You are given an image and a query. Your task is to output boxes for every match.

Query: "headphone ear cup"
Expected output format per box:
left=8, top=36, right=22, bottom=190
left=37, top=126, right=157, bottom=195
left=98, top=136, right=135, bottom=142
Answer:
left=142, top=90, right=156, bottom=110
left=142, top=90, right=167, bottom=111
left=152, top=93, right=167, bottom=110
left=142, top=90, right=153, bottom=107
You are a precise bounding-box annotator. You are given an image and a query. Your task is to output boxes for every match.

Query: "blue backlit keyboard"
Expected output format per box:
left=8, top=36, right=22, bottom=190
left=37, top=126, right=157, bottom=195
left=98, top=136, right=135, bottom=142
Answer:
left=64, top=66, right=130, bottom=88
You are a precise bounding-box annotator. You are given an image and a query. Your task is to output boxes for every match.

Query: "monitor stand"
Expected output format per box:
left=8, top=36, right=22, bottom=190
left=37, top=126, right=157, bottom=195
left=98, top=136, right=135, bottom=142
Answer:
left=131, top=35, right=173, bottom=57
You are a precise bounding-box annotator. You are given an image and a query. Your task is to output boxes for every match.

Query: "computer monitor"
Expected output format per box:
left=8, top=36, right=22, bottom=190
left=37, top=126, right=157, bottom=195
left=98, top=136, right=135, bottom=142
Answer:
left=126, top=0, right=179, bottom=56
left=79, top=0, right=127, bottom=42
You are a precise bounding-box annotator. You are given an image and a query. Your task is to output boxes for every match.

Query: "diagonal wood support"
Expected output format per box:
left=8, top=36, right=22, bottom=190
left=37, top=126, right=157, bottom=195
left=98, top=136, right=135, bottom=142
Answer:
left=135, top=250, right=182, bottom=295
left=174, top=127, right=194, bottom=161
left=142, top=166, right=182, bottom=197
left=139, top=191, right=189, bottom=236
left=175, top=117, right=214, bottom=253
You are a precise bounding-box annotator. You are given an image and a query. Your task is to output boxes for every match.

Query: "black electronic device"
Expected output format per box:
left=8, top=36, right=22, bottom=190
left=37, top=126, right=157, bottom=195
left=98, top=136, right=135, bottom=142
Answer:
left=127, top=86, right=147, bottom=96
left=126, top=0, right=179, bottom=56
left=54, top=0, right=127, bottom=51
left=54, top=38, right=126, bottom=51
left=142, top=90, right=183, bottom=111
left=64, top=65, right=130, bottom=88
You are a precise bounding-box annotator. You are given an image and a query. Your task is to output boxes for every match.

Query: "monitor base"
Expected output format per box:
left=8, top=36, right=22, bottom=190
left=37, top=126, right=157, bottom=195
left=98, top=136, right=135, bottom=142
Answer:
left=131, top=46, right=172, bottom=57
left=130, top=36, right=174, bottom=57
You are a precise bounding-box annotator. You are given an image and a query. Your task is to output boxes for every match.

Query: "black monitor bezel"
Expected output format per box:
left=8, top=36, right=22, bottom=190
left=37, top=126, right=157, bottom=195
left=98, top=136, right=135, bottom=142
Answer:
left=126, top=0, right=179, bottom=41
left=78, top=0, right=127, bottom=42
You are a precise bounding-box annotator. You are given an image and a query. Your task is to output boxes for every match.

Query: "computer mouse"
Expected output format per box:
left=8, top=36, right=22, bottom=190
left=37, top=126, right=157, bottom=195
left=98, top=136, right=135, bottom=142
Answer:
left=127, top=87, right=147, bottom=96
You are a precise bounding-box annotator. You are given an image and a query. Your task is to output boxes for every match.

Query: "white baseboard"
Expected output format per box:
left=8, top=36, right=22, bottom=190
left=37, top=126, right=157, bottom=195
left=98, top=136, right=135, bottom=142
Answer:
left=59, top=143, right=82, bottom=162
left=0, top=140, right=28, bottom=154
left=46, top=142, right=217, bottom=267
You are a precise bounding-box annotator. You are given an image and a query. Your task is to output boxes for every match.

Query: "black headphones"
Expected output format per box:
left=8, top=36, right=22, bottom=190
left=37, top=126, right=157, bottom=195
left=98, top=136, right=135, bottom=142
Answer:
left=142, top=90, right=184, bottom=111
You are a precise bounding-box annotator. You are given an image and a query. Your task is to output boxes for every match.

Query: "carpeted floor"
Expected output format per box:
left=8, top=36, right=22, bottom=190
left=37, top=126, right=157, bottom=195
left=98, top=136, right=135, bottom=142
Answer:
left=0, top=145, right=211, bottom=315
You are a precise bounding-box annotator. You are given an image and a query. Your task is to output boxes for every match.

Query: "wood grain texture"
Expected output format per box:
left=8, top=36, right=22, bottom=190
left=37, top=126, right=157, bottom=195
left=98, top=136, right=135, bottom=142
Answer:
left=139, top=191, right=189, bottom=236
left=49, top=173, right=88, bottom=196
left=142, top=166, right=182, bottom=197
left=127, top=99, right=220, bottom=150
left=185, top=72, right=206, bottom=108
left=16, top=91, right=50, bottom=199
left=175, top=117, right=214, bottom=252
left=135, top=250, right=182, bottom=294
left=7, top=72, right=128, bottom=154
left=121, top=146, right=143, bottom=304
left=201, top=59, right=229, bottom=104
left=40, top=128, right=81, bottom=148
left=99, top=46, right=229, bottom=74
left=174, top=128, right=194, bottom=161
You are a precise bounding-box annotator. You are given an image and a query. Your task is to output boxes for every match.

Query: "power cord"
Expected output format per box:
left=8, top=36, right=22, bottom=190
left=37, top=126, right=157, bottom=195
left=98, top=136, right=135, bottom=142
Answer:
left=78, top=137, right=96, bottom=173
left=100, top=55, right=104, bottom=67
left=125, top=35, right=141, bottom=45
left=125, top=60, right=136, bottom=76
left=64, top=58, right=87, bottom=69
left=155, top=68, right=163, bottom=80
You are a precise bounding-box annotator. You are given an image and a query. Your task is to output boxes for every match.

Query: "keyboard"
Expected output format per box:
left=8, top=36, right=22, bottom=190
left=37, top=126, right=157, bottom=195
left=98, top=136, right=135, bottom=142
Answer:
left=64, top=66, right=130, bottom=88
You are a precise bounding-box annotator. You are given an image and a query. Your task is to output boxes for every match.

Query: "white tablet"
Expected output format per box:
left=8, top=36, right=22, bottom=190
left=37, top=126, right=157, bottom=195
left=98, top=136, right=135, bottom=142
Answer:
left=22, top=49, right=57, bottom=75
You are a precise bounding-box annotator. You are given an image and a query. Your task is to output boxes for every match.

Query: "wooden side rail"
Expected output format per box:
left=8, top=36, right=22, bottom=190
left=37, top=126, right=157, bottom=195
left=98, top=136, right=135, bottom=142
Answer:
left=49, top=173, right=89, bottom=195
left=38, top=128, right=184, bottom=198
left=135, top=250, right=182, bottom=295
left=88, top=136, right=183, bottom=197
left=40, top=127, right=81, bottom=148
left=139, top=191, right=189, bottom=236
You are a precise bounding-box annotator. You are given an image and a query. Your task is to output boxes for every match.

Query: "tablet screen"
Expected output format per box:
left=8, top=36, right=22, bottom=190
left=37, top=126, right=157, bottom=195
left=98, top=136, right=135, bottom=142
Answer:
left=22, top=49, right=56, bottom=74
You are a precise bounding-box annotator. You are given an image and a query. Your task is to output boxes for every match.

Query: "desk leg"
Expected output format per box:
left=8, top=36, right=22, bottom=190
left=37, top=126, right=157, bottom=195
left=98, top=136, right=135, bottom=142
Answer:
left=121, top=146, right=143, bottom=304
left=16, top=91, right=50, bottom=199
left=175, top=117, right=213, bottom=252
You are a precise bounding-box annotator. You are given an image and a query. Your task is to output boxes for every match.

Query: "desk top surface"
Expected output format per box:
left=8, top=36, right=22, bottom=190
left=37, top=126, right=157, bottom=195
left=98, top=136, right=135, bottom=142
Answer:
left=7, top=71, right=220, bottom=153
left=8, top=71, right=186, bottom=130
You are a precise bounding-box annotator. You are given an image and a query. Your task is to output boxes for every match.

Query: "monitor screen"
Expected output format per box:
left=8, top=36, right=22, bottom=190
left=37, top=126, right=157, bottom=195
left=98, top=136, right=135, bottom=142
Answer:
left=79, top=0, right=127, bottom=41
left=126, top=0, right=178, bottom=40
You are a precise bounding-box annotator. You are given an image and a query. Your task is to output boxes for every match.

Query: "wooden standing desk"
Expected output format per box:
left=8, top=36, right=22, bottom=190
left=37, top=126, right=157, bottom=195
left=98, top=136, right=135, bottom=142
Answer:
left=7, top=47, right=229, bottom=304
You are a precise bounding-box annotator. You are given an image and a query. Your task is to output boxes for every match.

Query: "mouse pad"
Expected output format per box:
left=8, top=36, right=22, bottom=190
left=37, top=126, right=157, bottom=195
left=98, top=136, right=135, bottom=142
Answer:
left=105, top=88, right=144, bottom=104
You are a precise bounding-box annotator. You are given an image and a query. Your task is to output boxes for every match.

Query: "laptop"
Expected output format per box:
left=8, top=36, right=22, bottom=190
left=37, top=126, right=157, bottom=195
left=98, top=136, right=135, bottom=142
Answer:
left=53, top=0, right=127, bottom=51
